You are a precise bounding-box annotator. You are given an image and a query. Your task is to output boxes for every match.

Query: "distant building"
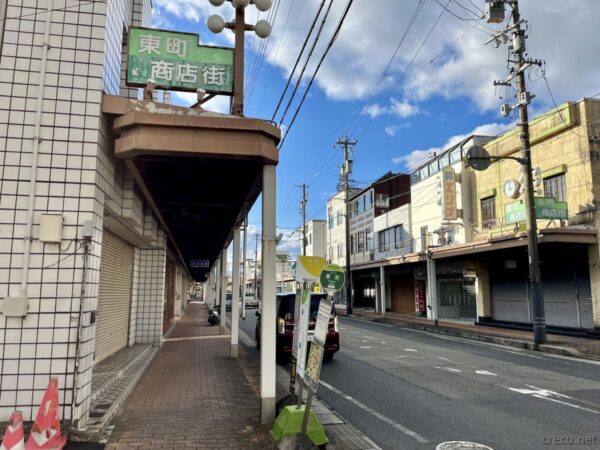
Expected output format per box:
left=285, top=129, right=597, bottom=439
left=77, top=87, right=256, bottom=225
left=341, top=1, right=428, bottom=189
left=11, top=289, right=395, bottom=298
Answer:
left=325, top=190, right=358, bottom=266
left=306, top=219, right=326, bottom=258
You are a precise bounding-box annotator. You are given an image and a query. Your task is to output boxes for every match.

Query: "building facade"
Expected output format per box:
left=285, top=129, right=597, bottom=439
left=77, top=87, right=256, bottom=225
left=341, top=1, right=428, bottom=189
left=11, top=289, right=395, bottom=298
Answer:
left=0, top=0, right=192, bottom=427
left=325, top=190, right=357, bottom=266
left=305, top=219, right=326, bottom=258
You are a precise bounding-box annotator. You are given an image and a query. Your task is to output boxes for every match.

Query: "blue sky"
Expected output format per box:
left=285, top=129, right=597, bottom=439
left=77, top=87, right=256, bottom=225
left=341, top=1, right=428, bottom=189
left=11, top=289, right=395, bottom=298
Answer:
left=152, top=0, right=600, bottom=255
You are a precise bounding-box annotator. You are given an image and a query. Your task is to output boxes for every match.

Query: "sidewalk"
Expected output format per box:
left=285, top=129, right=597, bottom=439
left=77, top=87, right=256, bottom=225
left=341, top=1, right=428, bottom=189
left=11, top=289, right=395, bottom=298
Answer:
left=104, top=302, right=271, bottom=450
left=345, top=308, right=600, bottom=360
left=103, top=302, right=379, bottom=450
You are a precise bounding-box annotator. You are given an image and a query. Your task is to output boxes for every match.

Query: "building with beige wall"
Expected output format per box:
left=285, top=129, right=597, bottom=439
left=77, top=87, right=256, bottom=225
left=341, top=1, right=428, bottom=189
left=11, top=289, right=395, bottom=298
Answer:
left=468, top=98, right=600, bottom=330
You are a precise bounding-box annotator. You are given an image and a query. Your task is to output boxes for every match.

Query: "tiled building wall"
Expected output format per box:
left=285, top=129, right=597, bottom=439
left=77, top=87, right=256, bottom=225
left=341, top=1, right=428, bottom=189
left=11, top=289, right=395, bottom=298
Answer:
left=0, top=0, right=108, bottom=423
left=0, top=0, right=160, bottom=425
left=136, top=240, right=167, bottom=346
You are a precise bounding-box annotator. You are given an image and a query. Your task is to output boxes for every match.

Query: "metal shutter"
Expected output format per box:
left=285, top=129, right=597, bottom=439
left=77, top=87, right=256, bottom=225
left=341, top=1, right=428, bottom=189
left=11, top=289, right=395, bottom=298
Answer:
left=577, top=270, right=594, bottom=329
left=491, top=278, right=530, bottom=323
left=95, top=230, right=134, bottom=363
left=542, top=266, right=579, bottom=328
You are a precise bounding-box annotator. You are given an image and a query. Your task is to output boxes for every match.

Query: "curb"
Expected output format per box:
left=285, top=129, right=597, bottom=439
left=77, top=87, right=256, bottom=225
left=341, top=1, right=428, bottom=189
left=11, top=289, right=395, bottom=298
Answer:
left=351, top=315, right=592, bottom=360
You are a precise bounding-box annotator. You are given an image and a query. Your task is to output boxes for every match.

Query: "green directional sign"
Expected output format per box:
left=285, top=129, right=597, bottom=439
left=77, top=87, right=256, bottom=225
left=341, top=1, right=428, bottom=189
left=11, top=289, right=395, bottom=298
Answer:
left=505, top=197, right=568, bottom=224
left=319, top=264, right=345, bottom=293
left=127, top=27, right=233, bottom=94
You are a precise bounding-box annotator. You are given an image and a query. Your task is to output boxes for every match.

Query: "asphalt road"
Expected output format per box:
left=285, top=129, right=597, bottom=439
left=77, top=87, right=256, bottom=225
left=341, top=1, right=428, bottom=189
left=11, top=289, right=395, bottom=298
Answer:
left=235, top=311, right=600, bottom=450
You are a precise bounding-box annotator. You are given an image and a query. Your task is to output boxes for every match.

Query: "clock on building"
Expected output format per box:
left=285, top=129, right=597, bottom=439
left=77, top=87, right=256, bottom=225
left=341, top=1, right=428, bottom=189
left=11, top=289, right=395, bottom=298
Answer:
left=503, top=179, right=520, bottom=199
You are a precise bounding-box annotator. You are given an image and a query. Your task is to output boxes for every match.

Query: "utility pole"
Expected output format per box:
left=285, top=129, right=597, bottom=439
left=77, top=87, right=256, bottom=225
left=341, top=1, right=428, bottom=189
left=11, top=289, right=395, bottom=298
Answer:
left=297, top=184, right=308, bottom=256
left=486, top=0, right=546, bottom=345
left=335, top=130, right=357, bottom=315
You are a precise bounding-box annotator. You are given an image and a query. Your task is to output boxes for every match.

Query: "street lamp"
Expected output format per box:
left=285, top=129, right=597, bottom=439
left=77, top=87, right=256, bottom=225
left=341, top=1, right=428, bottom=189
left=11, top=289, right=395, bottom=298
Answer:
left=207, top=0, right=272, bottom=115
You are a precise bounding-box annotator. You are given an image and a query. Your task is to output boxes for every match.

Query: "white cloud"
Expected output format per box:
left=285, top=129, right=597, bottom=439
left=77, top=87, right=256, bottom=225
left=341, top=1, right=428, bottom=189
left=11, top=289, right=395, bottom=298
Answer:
left=384, top=123, right=411, bottom=137
left=361, top=98, right=420, bottom=120
left=155, top=1, right=600, bottom=117
left=170, top=91, right=231, bottom=114
left=392, top=121, right=512, bottom=170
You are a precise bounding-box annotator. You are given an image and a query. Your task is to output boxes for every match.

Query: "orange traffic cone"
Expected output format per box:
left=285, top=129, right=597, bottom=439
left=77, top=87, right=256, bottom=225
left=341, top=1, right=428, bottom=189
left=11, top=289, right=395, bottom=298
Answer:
left=1, top=411, right=25, bottom=450
left=25, top=377, right=67, bottom=450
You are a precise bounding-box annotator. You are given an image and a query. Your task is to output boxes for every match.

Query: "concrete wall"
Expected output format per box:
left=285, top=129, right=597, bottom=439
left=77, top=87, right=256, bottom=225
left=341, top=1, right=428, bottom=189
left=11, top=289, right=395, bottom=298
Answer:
left=373, top=203, right=412, bottom=260
left=306, top=220, right=326, bottom=258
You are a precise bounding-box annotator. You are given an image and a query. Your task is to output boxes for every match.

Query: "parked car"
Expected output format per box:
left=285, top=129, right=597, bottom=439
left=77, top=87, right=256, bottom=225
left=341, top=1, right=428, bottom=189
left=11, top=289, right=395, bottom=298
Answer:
left=225, top=293, right=232, bottom=311
left=255, top=292, right=339, bottom=361
left=244, top=294, right=260, bottom=309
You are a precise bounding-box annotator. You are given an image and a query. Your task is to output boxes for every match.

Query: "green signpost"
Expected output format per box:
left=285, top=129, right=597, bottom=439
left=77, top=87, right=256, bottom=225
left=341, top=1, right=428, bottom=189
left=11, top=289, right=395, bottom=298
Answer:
left=127, top=27, right=234, bottom=94
left=505, top=197, right=568, bottom=224
left=319, top=264, right=345, bottom=293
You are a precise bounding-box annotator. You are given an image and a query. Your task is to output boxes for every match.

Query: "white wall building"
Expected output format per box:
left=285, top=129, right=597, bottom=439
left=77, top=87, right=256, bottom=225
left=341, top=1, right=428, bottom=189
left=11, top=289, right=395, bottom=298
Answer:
left=305, top=219, right=326, bottom=258
left=410, top=136, right=492, bottom=253
left=325, top=190, right=356, bottom=266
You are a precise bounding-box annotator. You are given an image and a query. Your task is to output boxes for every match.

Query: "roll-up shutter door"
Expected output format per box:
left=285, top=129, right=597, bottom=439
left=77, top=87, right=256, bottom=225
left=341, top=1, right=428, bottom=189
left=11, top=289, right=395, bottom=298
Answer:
left=542, top=264, right=579, bottom=328
left=577, top=270, right=594, bottom=329
left=95, top=230, right=134, bottom=362
left=491, top=277, right=529, bottom=323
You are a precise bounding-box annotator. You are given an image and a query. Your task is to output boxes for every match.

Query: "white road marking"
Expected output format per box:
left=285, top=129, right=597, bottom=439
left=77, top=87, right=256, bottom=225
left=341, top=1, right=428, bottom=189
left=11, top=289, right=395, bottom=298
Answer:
left=475, top=370, right=498, bottom=376
left=434, top=366, right=462, bottom=373
left=359, top=346, right=372, bottom=349
left=342, top=317, right=600, bottom=367
left=319, top=380, right=429, bottom=444
left=381, top=341, right=388, bottom=344
left=404, top=348, right=418, bottom=352
left=507, top=386, right=600, bottom=415
left=437, top=356, right=451, bottom=362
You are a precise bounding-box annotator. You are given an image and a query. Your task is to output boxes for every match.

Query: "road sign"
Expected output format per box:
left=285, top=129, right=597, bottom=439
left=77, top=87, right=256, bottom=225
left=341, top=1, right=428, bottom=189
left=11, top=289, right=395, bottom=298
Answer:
left=442, top=166, right=457, bottom=220
left=296, top=256, right=326, bottom=282
left=466, top=146, right=491, bottom=171
left=505, top=197, right=568, bottom=224
left=190, top=259, right=209, bottom=268
left=295, top=288, right=312, bottom=380
left=313, top=299, right=332, bottom=346
left=319, top=264, right=345, bottom=293
left=127, top=27, right=233, bottom=94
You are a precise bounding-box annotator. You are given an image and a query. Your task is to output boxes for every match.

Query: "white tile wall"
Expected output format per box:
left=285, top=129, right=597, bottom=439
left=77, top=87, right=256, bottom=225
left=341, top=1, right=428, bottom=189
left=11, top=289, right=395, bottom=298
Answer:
left=0, top=0, right=158, bottom=426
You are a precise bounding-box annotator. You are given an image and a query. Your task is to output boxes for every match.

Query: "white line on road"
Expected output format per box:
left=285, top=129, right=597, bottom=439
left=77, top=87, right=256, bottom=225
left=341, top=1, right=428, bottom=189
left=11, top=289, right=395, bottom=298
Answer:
left=404, top=348, right=418, bottom=352
left=319, top=380, right=430, bottom=444
left=434, top=366, right=462, bottom=373
left=507, top=386, right=600, bottom=415
left=359, top=346, right=372, bottom=349
left=475, top=370, right=497, bottom=376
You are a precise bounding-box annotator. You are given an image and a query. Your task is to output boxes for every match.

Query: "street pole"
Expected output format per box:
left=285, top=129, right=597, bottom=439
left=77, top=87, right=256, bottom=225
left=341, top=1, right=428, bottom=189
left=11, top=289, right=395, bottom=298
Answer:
left=297, top=184, right=308, bottom=256
left=254, top=233, right=259, bottom=301
left=335, top=131, right=357, bottom=315
left=231, top=5, right=244, bottom=116
left=242, top=216, right=248, bottom=319
left=510, top=1, right=546, bottom=346
left=488, top=0, right=546, bottom=345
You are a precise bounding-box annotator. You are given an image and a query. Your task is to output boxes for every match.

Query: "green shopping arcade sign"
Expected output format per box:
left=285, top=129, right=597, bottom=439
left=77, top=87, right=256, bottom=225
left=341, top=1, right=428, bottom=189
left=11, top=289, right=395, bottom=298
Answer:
left=505, top=197, right=568, bottom=225
left=127, top=27, right=234, bottom=94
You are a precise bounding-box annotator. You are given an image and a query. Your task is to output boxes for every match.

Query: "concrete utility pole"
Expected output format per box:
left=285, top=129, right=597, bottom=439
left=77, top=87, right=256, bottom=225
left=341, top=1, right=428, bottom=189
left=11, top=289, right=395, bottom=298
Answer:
left=487, top=0, right=546, bottom=345
left=297, top=183, right=308, bottom=255
left=241, top=216, right=248, bottom=319
left=335, top=131, right=357, bottom=315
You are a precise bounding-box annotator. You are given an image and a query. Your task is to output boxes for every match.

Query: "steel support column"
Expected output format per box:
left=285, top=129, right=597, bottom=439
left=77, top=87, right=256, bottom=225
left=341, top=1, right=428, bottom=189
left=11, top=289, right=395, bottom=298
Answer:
left=260, top=164, right=276, bottom=424
left=380, top=265, right=386, bottom=317
left=427, top=257, right=438, bottom=325
left=231, top=228, right=241, bottom=357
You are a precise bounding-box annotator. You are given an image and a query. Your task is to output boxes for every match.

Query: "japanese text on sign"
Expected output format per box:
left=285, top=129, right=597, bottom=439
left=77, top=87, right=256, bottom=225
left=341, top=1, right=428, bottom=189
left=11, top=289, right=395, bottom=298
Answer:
left=127, top=28, right=233, bottom=94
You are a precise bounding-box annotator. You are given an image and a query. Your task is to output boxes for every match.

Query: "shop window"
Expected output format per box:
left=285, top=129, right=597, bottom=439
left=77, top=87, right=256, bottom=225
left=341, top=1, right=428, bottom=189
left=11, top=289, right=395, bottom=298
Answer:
left=481, top=196, right=497, bottom=228
left=544, top=173, right=566, bottom=202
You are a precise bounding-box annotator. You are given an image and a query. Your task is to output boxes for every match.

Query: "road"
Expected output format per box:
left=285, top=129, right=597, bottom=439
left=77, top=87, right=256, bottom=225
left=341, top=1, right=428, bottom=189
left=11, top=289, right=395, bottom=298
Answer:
left=235, top=311, right=600, bottom=450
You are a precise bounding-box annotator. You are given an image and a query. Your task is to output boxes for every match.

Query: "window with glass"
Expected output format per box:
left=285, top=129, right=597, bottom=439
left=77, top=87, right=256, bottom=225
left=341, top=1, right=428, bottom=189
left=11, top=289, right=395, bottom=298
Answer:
left=337, top=243, right=343, bottom=258
left=378, top=225, right=404, bottom=252
left=450, top=148, right=461, bottom=164
left=544, top=173, right=566, bottom=202
left=429, top=160, right=439, bottom=175
left=357, top=196, right=365, bottom=214
left=328, top=214, right=334, bottom=229
left=337, top=211, right=344, bottom=225
left=357, top=231, right=365, bottom=253
left=481, top=196, right=497, bottom=228
left=365, top=191, right=373, bottom=210
left=366, top=227, right=373, bottom=251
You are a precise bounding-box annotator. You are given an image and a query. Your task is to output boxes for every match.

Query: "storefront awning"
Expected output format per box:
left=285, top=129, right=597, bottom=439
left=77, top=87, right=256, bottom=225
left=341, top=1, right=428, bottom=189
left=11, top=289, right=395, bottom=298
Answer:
left=101, top=94, right=280, bottom=281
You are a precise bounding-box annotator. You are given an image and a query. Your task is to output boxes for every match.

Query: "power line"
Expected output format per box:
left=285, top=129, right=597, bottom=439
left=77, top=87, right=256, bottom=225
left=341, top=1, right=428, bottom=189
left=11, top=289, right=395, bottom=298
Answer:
left=348, top=0, right=427, bottom=136
left=271, top=0, right=328, bottom=121
left=357, top=0, right=452, bottom=139
left=276, top=0, right=336, bottom=126
left=278, top=0, right=355, bottom=150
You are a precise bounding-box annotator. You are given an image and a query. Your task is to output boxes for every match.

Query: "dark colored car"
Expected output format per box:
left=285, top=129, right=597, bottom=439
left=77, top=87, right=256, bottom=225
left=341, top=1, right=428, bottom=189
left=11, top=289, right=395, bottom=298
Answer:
left=255, top=292, right=340, bottom=361
left=225, top=293, right=232, bottom=311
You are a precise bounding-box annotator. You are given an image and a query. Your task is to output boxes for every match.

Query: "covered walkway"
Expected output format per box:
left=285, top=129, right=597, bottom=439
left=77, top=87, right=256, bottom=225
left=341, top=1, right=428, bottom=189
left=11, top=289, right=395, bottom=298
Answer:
left=104, top=302, right=271, bottom=450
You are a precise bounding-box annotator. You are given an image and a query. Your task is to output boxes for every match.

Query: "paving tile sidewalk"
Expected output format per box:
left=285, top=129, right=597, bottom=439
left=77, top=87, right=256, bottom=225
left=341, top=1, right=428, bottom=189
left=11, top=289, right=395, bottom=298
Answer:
left=346, top=308, right=600, bottom=360
left=104, top=302, right=271, bottom=450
